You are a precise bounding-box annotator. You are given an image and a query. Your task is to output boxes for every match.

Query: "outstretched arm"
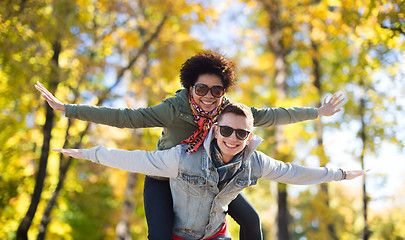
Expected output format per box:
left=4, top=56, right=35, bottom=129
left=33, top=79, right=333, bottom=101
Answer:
left=317, top=92, right=345, bottom=117
left=35, top=81, right=66, bottom=112
left=258, top=151, right=369, bottom=184
left=35, top=81, right=177, bottom=129
left=53, top=145, right=181, bottom=178
left=251, top=91, right=346, bottom=127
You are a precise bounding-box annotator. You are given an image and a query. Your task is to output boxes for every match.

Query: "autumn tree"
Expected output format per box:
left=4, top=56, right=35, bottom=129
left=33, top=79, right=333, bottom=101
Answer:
left=1, top=0, right=219, bottom=239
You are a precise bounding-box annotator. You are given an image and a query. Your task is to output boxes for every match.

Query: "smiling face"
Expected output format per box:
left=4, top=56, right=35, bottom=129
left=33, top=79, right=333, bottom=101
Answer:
left=189, top=73, right=224, bottom=112
left=214, top=112, right=253, bottom=163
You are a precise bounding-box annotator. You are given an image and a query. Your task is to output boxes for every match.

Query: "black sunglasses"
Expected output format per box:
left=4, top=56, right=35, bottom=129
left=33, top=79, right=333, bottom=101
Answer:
left=193, top=84, right=225, bottom=98
left=218, top=125, right=251, bottom=140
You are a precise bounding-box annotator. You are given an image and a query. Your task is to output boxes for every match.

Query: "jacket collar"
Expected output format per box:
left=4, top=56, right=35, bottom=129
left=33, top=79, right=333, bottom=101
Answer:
left=203, top=124, right=263, bottom=160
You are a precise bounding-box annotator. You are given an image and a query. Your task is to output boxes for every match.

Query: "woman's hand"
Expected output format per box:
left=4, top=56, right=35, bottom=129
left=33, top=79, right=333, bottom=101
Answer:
left=53, top=149, right=82, bottom=159
left=318, top=92, right=345, bottom=117
left=35, top=81, right=66, bottom=112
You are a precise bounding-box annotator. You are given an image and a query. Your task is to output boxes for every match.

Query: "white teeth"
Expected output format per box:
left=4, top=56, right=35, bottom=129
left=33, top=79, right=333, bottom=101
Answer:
left=225, top=142, right=237, bottom=148
left=201, top=100, right=215, bottom=105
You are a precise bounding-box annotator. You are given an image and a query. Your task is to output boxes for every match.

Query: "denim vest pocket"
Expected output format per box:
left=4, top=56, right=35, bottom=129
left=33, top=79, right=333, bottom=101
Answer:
left=235, top=178, right=258, bottom=188
left=179, top=173, right=208, bottom=197
left=224, top=178, right=258, bottom=197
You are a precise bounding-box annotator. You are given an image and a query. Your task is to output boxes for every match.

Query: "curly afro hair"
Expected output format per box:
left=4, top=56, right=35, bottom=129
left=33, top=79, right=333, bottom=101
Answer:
left=180, top=51, right=236, bottom=91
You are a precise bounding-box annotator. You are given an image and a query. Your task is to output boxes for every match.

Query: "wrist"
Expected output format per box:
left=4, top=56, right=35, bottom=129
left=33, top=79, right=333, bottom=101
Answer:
left=317, top=107, right=323, bottom=117
left=339, top=168, right=347, bottom=180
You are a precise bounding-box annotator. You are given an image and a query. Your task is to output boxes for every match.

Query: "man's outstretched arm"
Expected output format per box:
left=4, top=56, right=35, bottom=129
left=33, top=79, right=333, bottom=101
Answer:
left=53, top=145, right=182, bottom=178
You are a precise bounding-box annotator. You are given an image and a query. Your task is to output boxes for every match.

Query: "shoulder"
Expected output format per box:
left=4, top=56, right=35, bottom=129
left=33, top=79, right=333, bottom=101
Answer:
left=248, top=151, right=271, bottom=168
left=177, top=145, right=206, bottom=168
left=163, top=89, right=190, bottom=110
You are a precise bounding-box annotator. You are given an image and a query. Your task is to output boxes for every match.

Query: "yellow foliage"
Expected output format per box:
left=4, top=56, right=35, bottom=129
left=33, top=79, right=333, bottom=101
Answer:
left=311, top=26, right=327, bottom=42
left=47, top=220, right=73, bottom=240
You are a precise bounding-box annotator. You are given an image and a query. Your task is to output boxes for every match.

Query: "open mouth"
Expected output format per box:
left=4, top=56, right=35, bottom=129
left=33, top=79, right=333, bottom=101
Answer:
left=224, top=141, right=238, bottom=149
left=200, top=100, right=216, bottom=106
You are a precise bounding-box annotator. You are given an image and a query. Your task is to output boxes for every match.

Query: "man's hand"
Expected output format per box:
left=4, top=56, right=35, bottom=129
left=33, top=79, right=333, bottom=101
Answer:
left=35, top=81, right=66, bottom=112
left=53, top=149, right=82, bottom=159
left=345, top=169, right=370, bottom=180
left=318, top=92, right=346, bottom=117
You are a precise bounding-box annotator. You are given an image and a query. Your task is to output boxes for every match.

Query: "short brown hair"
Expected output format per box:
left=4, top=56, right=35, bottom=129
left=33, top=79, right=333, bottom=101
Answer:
left=217, top=103, right=253, bottom=127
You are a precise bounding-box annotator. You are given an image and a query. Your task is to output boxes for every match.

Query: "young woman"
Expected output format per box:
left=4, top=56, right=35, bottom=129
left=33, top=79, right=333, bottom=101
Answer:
left=36, top=51, right=344, bottom=240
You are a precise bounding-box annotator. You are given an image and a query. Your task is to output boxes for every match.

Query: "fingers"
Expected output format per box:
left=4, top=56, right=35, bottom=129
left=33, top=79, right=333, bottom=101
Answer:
left=323, top=95, right=328, bottom=105
left=328, top=92, right=344, bottom=105
left=346, top=169, right=371, bottom=180
left=35, top=81, right=66, bottom=111
left=53, top=149, right=82, bottom=158
left=335, top=97, right=345, bottom=107
left=35, top=81, right=53, bottom=100
left=333, top=108, right=343, bottom=114
left=53, top=149, right=66, bottom=155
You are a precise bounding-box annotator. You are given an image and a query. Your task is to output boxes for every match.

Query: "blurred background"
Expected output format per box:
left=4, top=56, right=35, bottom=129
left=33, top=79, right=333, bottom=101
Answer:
left=1, top=0, right=404, bottom=239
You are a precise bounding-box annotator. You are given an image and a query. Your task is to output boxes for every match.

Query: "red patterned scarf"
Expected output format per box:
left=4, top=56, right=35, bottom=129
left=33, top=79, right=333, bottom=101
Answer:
left=181, top=94, right=224, bottom=154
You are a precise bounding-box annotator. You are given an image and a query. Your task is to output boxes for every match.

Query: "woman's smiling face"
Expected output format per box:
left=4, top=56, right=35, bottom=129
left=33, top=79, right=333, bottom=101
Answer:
left=189, top=74, right=224, bottom=112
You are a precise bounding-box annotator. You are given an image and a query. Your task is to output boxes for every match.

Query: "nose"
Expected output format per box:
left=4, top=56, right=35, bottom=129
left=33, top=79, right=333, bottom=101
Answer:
left=228, top=131, right=238, bottom=140
left=205, top=89, right=214, bottom=98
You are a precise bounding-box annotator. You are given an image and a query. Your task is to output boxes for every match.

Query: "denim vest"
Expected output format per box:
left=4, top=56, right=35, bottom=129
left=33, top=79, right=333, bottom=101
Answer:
left=170, top=130, right=263, bottom=239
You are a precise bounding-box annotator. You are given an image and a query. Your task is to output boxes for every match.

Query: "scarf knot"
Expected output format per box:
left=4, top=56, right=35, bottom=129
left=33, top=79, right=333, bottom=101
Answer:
left=181, top=94, right=224, bottom=154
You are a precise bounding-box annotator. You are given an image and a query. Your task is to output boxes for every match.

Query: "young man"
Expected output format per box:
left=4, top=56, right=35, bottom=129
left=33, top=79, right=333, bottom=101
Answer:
left=55, top=103, right=367, bottom=240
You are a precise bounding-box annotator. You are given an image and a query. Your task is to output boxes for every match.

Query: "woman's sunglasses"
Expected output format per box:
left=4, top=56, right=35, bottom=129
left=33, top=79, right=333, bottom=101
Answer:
left=218, top=125, right=251, bottom=140
left=193, top=84, right=225, bottom=98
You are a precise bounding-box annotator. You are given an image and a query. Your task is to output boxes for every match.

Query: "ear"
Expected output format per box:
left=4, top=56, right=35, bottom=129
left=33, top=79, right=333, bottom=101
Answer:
left=246, top=132, right=253, bottom=145
left=213, top=125, right=220, bottom=138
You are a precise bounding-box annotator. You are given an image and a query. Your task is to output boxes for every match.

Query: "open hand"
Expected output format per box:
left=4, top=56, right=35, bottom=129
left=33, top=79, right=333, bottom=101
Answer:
left=318, top=92, right=345, bottom=117
left=35, top=81, right=66, bottom=112
left=53, top=149, right=82, bottom=159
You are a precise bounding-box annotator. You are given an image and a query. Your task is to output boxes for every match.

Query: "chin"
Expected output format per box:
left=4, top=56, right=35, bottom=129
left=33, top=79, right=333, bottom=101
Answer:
left=201, top=105, right=217, bottom=112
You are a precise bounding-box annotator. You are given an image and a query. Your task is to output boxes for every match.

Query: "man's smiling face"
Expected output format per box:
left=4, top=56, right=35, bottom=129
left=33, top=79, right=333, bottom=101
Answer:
left=214, top=112, right=253, bottom=163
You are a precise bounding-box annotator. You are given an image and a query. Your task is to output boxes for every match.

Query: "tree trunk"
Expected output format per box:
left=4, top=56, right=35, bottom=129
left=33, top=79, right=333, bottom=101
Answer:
left=115, top=173, right=137, bottom=240
left=359, top=79, right=369, bottom=240
left=35, top=13, right=168, bottom=238
left=277, top=183, right=288, bottom=240
left=311, top=40, right=338, bottom=240
left=262, top=0, right=290, bottom=239
left=37, top=121, right=90, bottom=240
left=16, top=40, right=61, bottom=240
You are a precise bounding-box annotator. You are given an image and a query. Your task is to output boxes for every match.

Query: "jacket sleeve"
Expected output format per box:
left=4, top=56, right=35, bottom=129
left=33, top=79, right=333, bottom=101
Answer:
left=81, top=145, right=181, bottom=178
left=251, top=106, right=318, bottom=128
left=65, top=101, right=177, bottom=129
left=256, top=152, right=343, bottom=184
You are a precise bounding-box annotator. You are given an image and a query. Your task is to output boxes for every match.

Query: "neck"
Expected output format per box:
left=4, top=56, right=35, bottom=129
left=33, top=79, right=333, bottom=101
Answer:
left=221, top=154, right=233, bottom=164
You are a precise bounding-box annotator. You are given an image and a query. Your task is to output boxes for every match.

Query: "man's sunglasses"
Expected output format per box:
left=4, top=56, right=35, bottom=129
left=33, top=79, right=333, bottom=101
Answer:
left=218, top=125, right=251, bottom=140
left=193, top=84, right=225, bottom=98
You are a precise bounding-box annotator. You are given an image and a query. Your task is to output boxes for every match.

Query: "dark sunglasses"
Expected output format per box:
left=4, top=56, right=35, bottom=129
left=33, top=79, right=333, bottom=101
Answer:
left=193, top=84, right=225, bottom=98
left=218, top=125, right=251, bottom=140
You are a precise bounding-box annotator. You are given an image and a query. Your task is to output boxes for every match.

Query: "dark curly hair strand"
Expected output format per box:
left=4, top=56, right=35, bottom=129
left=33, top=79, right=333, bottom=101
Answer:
left=180, top=51, right=236, bottom=92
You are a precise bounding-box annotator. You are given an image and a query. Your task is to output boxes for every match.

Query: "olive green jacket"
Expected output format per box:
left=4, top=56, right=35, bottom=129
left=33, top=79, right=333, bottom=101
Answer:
left=65, top=88, right=318, bottom=151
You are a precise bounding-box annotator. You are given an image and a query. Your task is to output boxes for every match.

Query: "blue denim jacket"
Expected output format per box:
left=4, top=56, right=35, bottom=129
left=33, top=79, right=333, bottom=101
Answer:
left=170, top=141, right=261, bottom=239
left=82, top=127, right=343, bottom=239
